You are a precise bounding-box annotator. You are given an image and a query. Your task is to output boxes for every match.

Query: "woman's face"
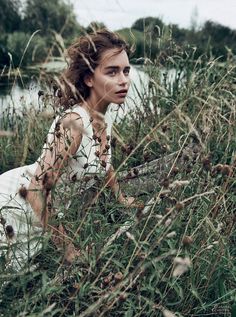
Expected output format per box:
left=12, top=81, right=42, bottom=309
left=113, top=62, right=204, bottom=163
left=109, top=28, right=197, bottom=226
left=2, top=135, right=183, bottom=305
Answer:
left=86, top=48, right=131, bottom=106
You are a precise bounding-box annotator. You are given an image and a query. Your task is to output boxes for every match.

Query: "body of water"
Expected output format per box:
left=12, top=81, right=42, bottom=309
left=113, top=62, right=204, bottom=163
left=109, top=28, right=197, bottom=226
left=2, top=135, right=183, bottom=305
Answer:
left=0, top=63, right=181, bottom=122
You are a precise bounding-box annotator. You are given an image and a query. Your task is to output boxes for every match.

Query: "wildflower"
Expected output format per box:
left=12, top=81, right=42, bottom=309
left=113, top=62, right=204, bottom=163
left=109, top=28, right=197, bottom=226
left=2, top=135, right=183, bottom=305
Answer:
left=175, top=202, right=184, bottom=211
left=161, top=177, right=170, bottom=188
left=163, top=309, right=177, bottom=317
left=166, top=231, right=176, bottom=238
left=126, top=232, right=135, bottom=241
left=182, top=235, right=193, bottom=246
left=169, top=180, right=190, bottom=190
left=161, top=124, right=168, bottom=133
left=0, top=217, right=6, bottom=225
left=103, top=273, right=113, bottom=285
left=172, top=256, right=191, bottom=277
left=119, top=293, right=127, bottom=301
left=38, top=90, right=44, bottom=98
left=95, top=150, right=100, bottom=157
left=221, top=164, right=232, bottom=176
left=42, top=173, right=54, bottom=192
left=114, top=272, right=123, bottom=282
left=170, top=166, right=179, bottom=176
left=206, top=245, right=213, bottom=250
left=100, top=160, right=107, bottom=168
left=165, top=218, right=172, bottom=227
left=202, top=156, right=211, bottom=171
left=71, top=173, right=77, bottom=182
left=5, top=225, right=14, bottom=239
left=18, top=186, right=28, bottom=199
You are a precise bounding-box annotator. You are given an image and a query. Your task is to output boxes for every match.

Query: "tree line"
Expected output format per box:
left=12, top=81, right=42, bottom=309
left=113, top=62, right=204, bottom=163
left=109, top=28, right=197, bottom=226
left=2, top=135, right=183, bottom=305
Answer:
left=0, top=0, right=236, bottom=68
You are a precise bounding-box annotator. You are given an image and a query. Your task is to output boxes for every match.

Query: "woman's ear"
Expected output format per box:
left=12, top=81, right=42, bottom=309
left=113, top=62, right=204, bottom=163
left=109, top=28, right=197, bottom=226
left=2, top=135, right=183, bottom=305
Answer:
left=84, top=75, right=93, bottom=88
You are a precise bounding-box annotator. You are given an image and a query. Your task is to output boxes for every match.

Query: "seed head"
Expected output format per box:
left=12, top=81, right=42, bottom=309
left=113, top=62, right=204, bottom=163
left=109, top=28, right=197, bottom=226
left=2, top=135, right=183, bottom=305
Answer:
left=71, top=173, right=77, bottom=182
left=119, top=293, right=127, bottom=301
left=100, top=160, right=107, bottom=168
left=0, top=217, right=6, bottom=225
left=19, top=186, right=28, bottom=199
left=5, top=225, right=14, bottom=239
left=202, top=157, right=211, bottom=171
left=182, top=235, right=193, bottom=246
left=221, top=164, right=232, bottom=176
left=38, top=90, right=44, bottom=98
left=114, top=272, right=123, bottom=282
left=175, top=202, right=184, bottom=211
left=161, top=124, right=168, bottom=133
left=161, top=177, right=170, bottom=188
left=170, top=166, right=179, bottom=176
left=42, top=173, right=54, bottom=191
left=83, top=163, right=89, bottom=169
left=95, top=150, right=100, bottom=157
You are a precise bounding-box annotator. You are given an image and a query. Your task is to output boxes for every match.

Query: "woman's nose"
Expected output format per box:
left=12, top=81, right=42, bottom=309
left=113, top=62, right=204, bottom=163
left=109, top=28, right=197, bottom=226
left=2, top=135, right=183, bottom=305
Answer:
left=118, top=72, right=129, bottom=85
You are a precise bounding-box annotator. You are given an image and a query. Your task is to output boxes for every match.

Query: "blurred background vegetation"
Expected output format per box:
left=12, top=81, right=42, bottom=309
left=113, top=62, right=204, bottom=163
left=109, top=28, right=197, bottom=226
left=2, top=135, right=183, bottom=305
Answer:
left=0, top=1, right=236, bottom=316
left=0, top=0, right=236, bottom=68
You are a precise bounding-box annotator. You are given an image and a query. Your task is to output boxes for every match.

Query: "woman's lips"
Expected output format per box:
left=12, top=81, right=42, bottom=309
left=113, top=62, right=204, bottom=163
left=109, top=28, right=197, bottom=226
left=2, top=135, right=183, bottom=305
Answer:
left=115, top=90, right=128, bottom=97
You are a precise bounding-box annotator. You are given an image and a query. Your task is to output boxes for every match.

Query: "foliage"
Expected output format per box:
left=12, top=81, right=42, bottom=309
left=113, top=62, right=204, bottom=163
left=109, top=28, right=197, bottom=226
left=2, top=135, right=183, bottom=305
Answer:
left=6, top=32, right=48, bottom=66
left=0, top=0, right=22, bottom=34
left=22, top=0, right=80, bottom=38
left=0, top=37, right=235, bottom=316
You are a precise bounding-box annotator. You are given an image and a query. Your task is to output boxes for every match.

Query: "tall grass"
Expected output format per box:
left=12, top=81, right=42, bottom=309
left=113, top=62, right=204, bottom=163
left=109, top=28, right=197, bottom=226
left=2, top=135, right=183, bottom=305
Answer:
left=0, top=38, right=235, bottom=317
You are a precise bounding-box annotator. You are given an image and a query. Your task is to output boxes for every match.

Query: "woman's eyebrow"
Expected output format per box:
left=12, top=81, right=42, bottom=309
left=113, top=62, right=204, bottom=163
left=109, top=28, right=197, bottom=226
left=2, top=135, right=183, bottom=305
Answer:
left=104, top=66, right=131, bottom=70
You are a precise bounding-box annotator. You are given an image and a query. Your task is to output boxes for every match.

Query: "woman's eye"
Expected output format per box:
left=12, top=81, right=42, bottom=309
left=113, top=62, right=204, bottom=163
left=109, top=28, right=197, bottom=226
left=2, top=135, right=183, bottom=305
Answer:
left=108, top=70, right=116, bottom=76
left=124, top=69, right=130, bottom=76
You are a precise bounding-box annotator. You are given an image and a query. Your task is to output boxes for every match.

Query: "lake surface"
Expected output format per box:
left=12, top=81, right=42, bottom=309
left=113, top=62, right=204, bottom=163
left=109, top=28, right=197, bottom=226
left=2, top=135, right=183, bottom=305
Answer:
left=0, top=63, right=180, bottom=122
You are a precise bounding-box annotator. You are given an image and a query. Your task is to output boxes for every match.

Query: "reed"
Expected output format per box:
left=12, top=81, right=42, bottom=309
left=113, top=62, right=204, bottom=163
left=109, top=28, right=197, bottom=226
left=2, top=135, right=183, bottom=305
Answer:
left=0, top=36, right=235, bottom=317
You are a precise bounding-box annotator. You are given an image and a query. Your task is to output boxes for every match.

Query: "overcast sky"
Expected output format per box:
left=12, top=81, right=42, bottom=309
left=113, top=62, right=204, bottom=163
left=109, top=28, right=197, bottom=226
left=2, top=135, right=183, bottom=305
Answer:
left=73, top=0, right=236, bottom=31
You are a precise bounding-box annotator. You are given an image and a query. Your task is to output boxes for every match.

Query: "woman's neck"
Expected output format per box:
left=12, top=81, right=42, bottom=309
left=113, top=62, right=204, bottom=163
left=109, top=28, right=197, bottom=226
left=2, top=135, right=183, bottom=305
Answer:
left=81, top=97, right=110, bottom=124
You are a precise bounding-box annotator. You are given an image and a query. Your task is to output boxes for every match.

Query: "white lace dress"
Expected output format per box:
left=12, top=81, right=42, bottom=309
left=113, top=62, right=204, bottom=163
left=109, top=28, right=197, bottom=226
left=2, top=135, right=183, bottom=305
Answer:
left=0, top=105, right=112, bottom=269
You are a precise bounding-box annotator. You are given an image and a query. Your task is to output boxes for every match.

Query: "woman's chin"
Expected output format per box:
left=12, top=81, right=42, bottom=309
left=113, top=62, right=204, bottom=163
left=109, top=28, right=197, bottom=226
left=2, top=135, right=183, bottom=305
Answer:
left=113, top=96, right=127, bottom=103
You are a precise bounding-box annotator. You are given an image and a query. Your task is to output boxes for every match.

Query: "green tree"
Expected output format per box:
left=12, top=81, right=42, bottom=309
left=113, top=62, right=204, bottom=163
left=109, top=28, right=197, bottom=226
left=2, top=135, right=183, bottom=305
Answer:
left=22, top=0, right=80, bottom=37
left=7, top=32, right=48, bottom=66
left=0, top=0, right=22, bottom=33
left=132, top=16, right=164, bottom=34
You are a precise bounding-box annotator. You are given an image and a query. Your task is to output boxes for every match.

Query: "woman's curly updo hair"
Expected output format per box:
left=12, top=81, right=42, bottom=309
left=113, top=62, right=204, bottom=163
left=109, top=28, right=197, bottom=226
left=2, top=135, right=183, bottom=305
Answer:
left=57, top=28, right=130, bottom=109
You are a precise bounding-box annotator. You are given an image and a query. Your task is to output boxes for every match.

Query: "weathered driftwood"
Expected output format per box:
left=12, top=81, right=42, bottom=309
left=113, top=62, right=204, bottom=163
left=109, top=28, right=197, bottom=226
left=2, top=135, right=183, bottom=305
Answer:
left=118, top=152, right=177, bottom=196
left=54, top=142, right=201, bottom=210
left=118, top=142, right=201, bottom=196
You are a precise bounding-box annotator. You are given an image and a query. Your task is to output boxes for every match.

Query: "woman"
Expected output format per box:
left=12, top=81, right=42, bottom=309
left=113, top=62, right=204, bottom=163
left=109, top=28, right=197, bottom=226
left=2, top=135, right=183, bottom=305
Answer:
left=0, top=29, right=137, bottom=269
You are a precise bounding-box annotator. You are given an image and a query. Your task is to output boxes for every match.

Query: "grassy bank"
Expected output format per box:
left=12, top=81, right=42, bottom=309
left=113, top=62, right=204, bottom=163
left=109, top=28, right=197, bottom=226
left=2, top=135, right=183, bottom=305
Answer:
left=0, top=46, right=236, bottom=317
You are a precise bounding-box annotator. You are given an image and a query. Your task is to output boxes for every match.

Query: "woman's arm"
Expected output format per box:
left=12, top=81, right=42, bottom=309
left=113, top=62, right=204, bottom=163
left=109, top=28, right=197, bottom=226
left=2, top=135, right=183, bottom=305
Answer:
left=27, top=112, right=83, bottom=262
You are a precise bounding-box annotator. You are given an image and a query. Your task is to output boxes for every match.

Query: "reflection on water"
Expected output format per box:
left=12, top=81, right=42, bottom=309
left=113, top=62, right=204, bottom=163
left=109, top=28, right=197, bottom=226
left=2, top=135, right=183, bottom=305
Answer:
left=0, top=81, right=41, bottom=114
left=0, top=66, right=152, bottom=121
left=0, top=65, right=181, bottom=123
